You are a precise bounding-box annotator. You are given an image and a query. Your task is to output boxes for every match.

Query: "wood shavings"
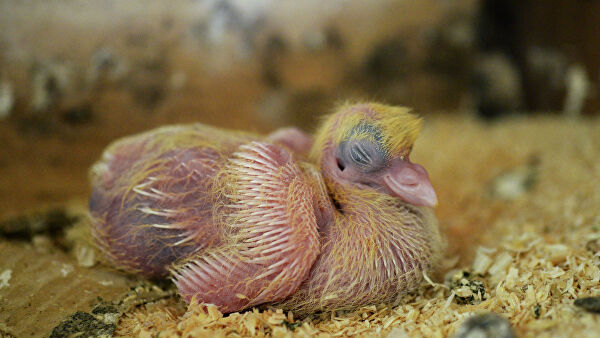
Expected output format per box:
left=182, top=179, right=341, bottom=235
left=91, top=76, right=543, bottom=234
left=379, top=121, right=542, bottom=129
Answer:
left=472, top=246, right=494, bottom=275
left=502, top=233, right=540, bottom=253
left=488, top=252, right=513, bottom=283
left=423, top=271, right=449, bottom=289
left=543, top=244, right=570, bottom=265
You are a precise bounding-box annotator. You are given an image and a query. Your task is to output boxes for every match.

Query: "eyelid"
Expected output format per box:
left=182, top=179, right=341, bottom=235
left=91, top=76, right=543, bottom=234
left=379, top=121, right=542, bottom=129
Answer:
left=350, top=143, right=372, bottom=165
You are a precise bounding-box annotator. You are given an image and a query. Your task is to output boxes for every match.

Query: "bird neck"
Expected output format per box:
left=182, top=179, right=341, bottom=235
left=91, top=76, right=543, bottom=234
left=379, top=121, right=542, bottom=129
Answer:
left=328, top=179, right=390, bottom=215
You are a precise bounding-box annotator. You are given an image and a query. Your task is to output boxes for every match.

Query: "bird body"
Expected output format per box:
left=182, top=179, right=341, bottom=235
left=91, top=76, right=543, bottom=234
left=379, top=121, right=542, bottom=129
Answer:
left=274, top=184, right=439, bottom=314
left=89, top=103, right=442, bottom=314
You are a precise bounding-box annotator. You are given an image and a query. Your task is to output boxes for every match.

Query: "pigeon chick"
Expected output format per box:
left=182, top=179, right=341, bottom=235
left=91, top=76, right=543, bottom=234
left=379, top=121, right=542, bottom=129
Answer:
left=88, top=102, right=442, bottom=314
left=269, top=102, right=441, bottom=314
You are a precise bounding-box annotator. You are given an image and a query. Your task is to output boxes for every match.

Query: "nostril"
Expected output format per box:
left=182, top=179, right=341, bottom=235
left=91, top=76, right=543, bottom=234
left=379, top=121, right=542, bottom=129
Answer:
left=337, top=159, right=345, bottom=172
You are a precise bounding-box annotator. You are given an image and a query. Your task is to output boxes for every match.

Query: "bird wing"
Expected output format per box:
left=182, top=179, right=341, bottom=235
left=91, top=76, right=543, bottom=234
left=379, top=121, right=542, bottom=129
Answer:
left=171, top=141, right=321, bottom=313
left=89, top=137, right=228, bottom=277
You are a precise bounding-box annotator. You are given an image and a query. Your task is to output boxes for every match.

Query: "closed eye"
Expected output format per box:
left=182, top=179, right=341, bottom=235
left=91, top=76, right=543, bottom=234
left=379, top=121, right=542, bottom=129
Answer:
left=350, top=144, right=371, bottom=165
left=338, top=139, right=386, bottom=173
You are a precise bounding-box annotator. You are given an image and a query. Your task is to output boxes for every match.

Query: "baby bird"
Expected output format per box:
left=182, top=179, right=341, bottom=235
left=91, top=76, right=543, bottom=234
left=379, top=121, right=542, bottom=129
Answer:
left=89, top=103, right=442, bottom=314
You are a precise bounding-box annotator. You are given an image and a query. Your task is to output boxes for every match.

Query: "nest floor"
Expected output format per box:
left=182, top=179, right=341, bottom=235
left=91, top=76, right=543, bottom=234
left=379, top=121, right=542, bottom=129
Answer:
left=1, top=113, right=599, bottom=337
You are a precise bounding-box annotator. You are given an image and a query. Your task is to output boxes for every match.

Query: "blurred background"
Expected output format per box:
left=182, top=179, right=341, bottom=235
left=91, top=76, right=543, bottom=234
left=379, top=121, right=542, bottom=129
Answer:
left=0, top=0, right=598, bottom=217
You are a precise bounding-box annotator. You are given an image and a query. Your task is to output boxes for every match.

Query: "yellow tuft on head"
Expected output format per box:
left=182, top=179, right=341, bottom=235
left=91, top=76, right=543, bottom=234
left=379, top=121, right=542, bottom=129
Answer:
left=310, top=102, right=423, bottom=163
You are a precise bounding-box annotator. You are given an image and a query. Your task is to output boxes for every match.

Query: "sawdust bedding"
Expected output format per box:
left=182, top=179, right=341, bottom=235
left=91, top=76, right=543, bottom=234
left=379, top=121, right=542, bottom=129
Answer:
left=109, top=114, right=600, bottom=337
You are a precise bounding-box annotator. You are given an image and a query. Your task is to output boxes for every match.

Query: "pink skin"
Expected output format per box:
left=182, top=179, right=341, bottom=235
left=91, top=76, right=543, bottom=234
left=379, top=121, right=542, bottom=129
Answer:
left=377, top=157, right=438, bottom=207
left=268, top=127, right=313, bottom=154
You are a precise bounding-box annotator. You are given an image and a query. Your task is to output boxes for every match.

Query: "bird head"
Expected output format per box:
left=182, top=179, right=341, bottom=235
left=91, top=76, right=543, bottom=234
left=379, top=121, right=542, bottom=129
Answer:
left=309, top=102, right=437, bottom=207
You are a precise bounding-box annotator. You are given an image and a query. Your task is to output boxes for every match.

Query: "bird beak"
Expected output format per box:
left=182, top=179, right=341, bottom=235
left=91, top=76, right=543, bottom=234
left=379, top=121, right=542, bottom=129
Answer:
left=382, top=158, right=438, bottom=207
